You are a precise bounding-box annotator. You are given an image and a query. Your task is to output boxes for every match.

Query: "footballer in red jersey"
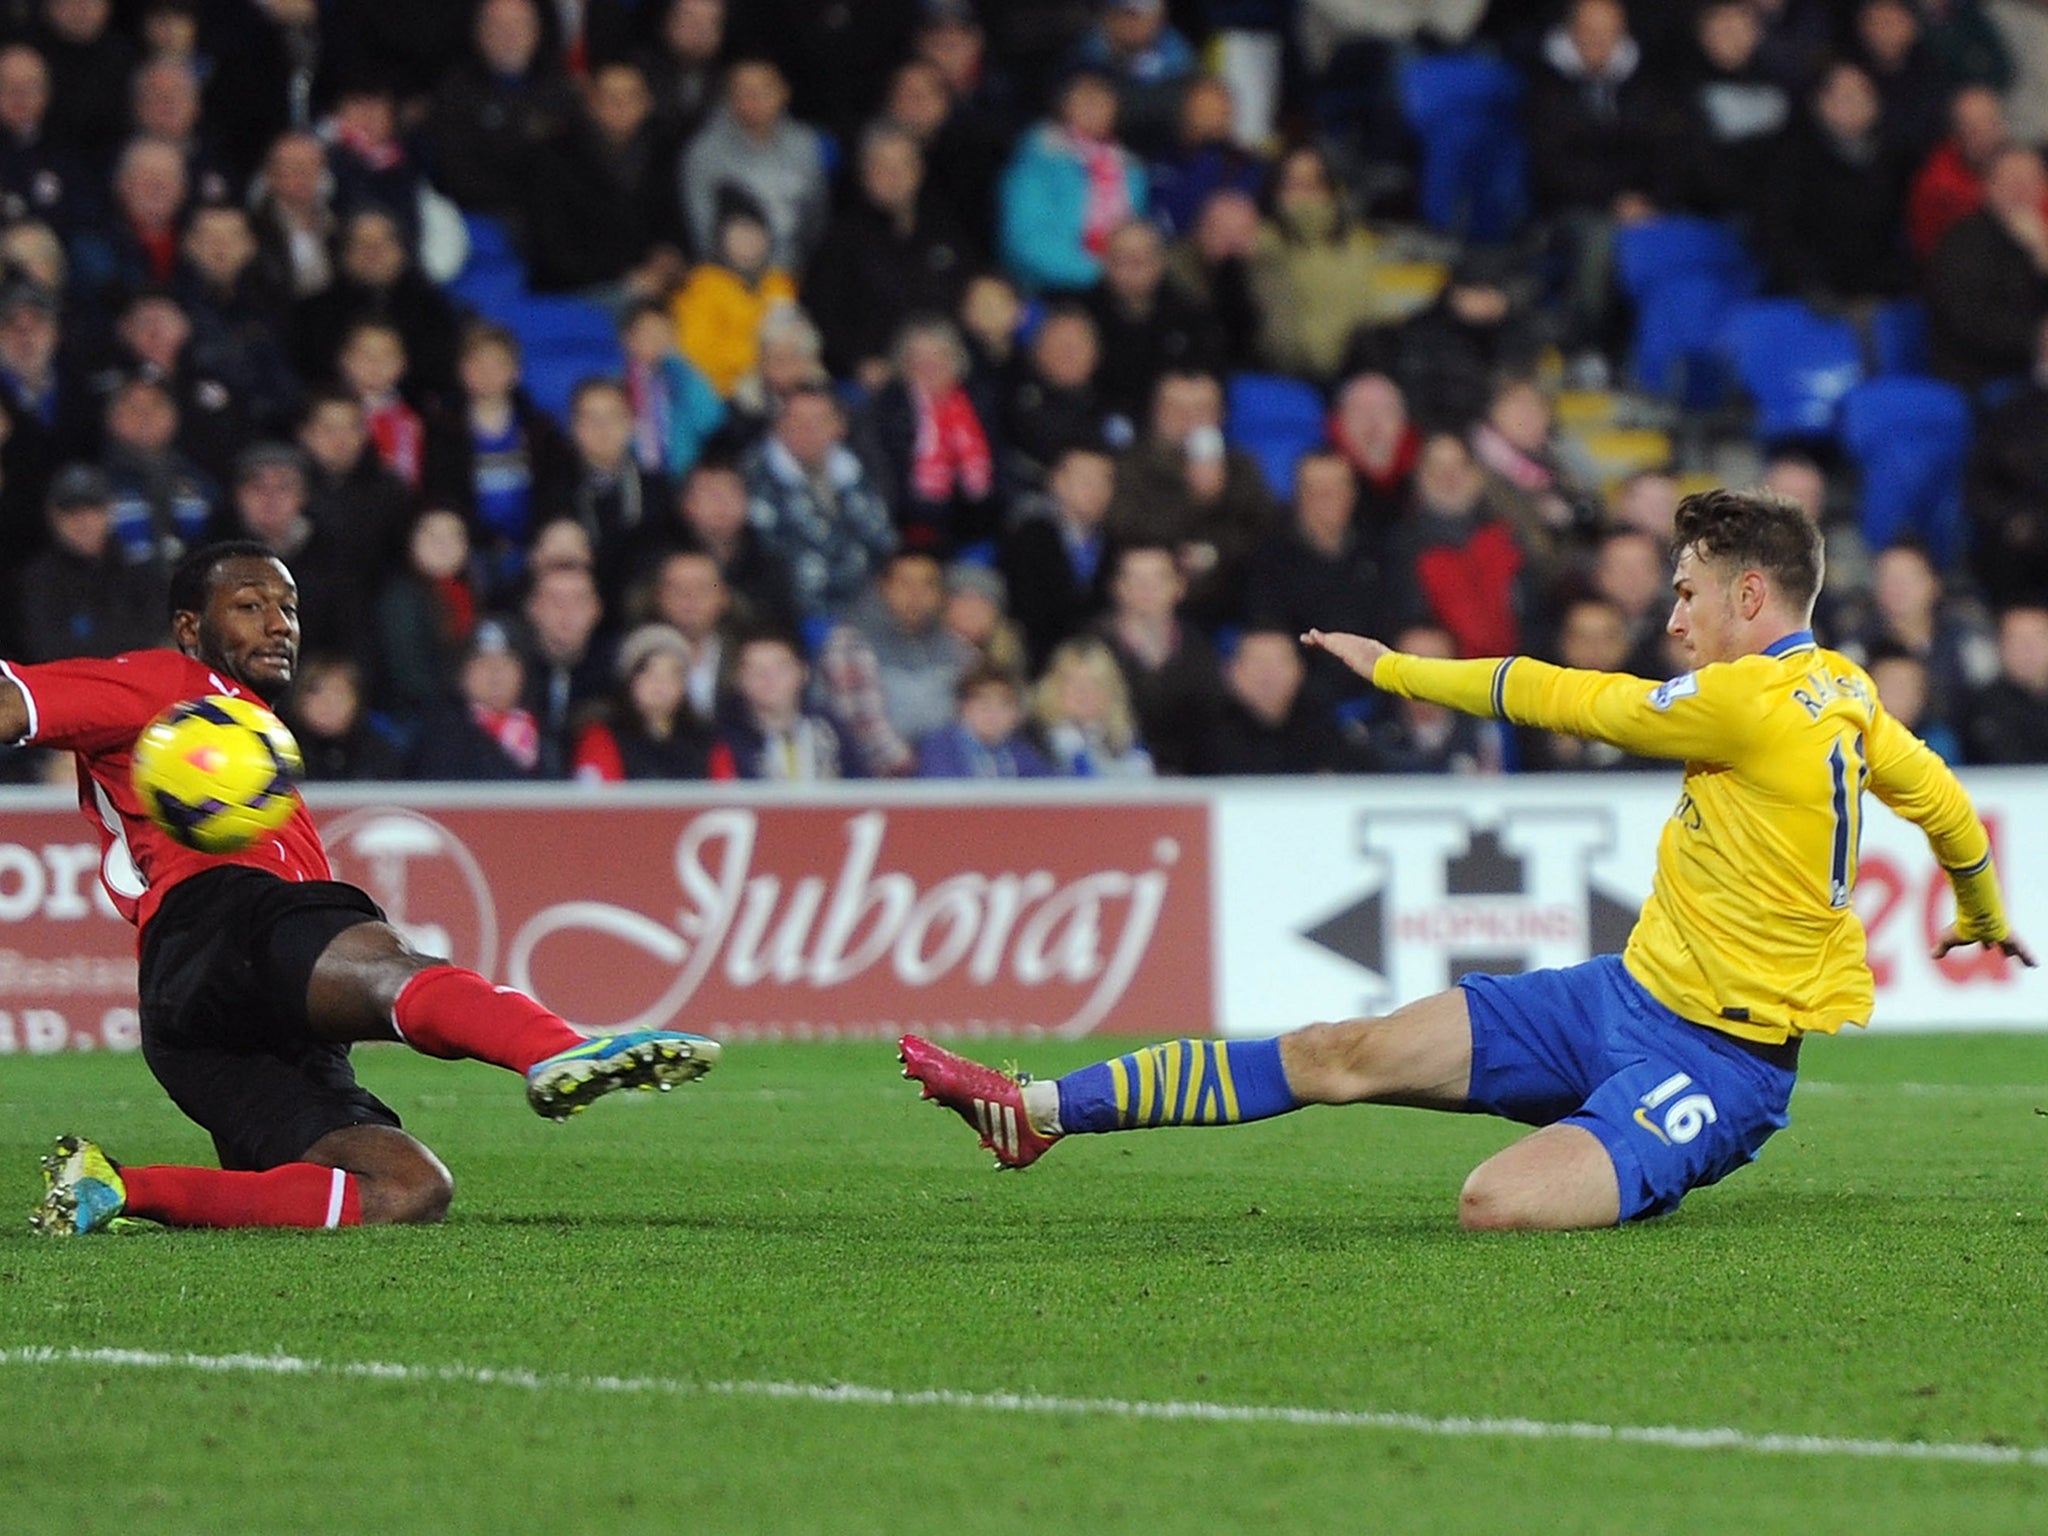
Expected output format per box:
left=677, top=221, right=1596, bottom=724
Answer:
left=2, top=540, right=722, bottom=1235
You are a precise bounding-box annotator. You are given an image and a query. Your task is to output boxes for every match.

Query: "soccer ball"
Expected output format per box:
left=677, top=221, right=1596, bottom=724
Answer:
left=131, top=694, right=305, bottom=854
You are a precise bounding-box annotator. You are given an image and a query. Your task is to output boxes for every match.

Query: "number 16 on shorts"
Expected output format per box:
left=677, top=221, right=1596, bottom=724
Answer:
left=1632, top=1072, right=1719, bottom=1146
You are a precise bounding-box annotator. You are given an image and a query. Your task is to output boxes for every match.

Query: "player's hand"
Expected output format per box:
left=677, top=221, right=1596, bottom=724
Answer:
left=1931, top=925, right=2038, bottom=967
left=1302, top=630, right=1390, bottom=680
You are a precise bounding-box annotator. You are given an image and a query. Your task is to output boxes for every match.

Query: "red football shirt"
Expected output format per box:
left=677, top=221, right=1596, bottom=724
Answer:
left=0, top=650, right=332, bottom=934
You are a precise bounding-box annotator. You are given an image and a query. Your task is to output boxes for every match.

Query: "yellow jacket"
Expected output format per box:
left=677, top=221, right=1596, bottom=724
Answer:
left=671, top=263, right=799, bottom=398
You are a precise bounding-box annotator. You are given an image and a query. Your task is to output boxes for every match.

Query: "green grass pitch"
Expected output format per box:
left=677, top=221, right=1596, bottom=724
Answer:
left=2, top=1033, right=2046, bottom=1535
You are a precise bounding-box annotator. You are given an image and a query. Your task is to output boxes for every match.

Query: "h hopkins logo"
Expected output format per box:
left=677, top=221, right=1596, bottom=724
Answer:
left=1299, top=808, right=1637, bottom=1011
left=321, top=808, right=500, bottom=977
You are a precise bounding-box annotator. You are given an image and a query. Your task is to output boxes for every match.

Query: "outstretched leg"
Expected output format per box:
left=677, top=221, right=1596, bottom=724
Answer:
left=901, top=987, right=1474, bottom=1167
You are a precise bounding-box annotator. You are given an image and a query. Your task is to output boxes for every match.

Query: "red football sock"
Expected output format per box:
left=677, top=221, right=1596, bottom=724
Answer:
left=123, top=1163, right=362, bottom=1229
left=390, top=964, right=584, bottom=1074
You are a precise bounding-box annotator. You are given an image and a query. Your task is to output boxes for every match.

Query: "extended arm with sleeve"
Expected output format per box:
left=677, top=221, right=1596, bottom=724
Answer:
left=0, top=652, right=200, bottom=757
left=1864, top=702, right=2010, bottom=942
left=0, top=662, right=28, bottom=745
left=1370, top=652, right=1759, bottom=763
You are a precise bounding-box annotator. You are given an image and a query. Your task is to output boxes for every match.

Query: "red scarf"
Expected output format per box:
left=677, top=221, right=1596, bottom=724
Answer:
left=471, top=703, right=539, bottom=770
left=365, top=394, right=424, bottom=487
left=1073, top=133, right=1131, bottom=257
left=911, top=385, right=993, bottom=503
left=432, top=574, right=475, bottom=643
left=1329, top=411, right=1421, bottom=499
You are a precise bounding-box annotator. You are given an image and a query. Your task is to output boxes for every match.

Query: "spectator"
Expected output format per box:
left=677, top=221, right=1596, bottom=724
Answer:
left=1926, top=145, right=2048, bottom=394
left=425, top=0, right=578, bottom=222
left=916, top=660, right=1053, bottom=778
left=1965, top=312, right=2048, bottom=603
left=957, top=268, right=1026, bottom=386
left=422, top=321, right=572, bottom=593
left=671, top=194, right=797, bottom=399
left=1250, top=143, right=1382, bottom=384
left=1851, top=0, right=1947, bottom=163
left=640, top=547, right=738, bottom=723
left=1351, top=247, right=1545, bottom=435
left=526, top=61, right=686, bottom=304
left=292, top=205, right=461, bottom=406
left=1606, top=466, right=1680, bottom=542
left=227, top=440, right=365, bottom=663
left=1326, top=370, right=1420, bottom=534
left=100, top=372, right=214, bottom=566
left=0, top=45, right=91, bottom=234
left=375, top=505, right=478, bottom=716
left=1068, top=0, right=1196, bottom=158
left=818, top=549, right=974, bottom=778
left=75, top=135, right=188, bottom=300
left=708, top=628, right=857, bottom=780
left=640, top=458, right=798, bottom=633
left=904, top=5, right=1015, bottom=242
left=1200, top=628, right=1343, bottom=776
left=519, top=558, right=610, bottom=775
left=805, top=120, right=975, bottom=387
left=1243, top=448, right=1386, bottom=709
left=1959, top=603, right=2048, bottom=763
left=1670, top=0, right=1789, bottom=224
left=130, top=55, right=232, bottom=208
left=247, top=130, right=337, bottom=299
left=0, top=280, right=90, bottom=476
left=863, top=315, right=1001, bottom=555
left=408, top=617, right=549, bottom=780
left=1525, top=0, right=1672, bottom=365
left=1086, top=216, right=1219, bottom=426
left=1865, top=642, right=1961, bottom=762
left=1032, top=634, right=1153, bottom=778
left=741, top=382, right=896, bottom=623
left=572, top=622, right=714, bottom=782
left=679, top=58, right=827, bottom=272
left=1105, top=369, right=1276, bottom=626
left=175, top=203, right=302, bottom=436
left=941, top=560, right=1028, bottom=679
left=720, top=300, right=826, bottom=451
left=1853, top=539, right=1997, bottom=730
left=297, top=384, right=411, bottom=611
left=1146, top=75, right=1263, bottom=239
left=1469, top=377, right=1601, bottom=602
left=1163, top=186, right=1262, bottom=373
left=203, top=0, right=322, bottom=183
left=1905, top=84, right=2019, bottom=264
left=106, top=288, right=249, bottom=485
left=618, top=299, right=725, bottom=480
left=1386, top=431, right=1524, bottom=660
left=1589, top=525, right=1675, bottom=679
left=36, top=0, right=139, bottom=172
left=15, top=463, right=165, bottom=660
left=1000, top=443, right=1114, bottom=670
left=1520, top=595, right=1659, bottom=770
left=999, top=66, right=1147, bottom=295
left=1351, top=622, right=1506, bottom=774
left=1093, top=540, right=1223, bottom=776
left=281, top=653, right=403, bottom=780
left=538, top=378, right=650, bottom=613
left=336, top=317, right=424, bottom=487
left=1002, top=303, right=1114, bottom=486
left=1757, top=60, right=1914, bottom=306
left=644, top=0, right=727, bottom=145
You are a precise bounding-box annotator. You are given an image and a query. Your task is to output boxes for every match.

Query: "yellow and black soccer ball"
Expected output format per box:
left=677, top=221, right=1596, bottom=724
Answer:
left=130, top=694, right=304, bottom=854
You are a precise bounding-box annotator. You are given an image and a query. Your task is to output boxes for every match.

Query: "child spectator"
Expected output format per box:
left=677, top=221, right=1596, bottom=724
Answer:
left=671, top=194, right=797, bottom=398
left=375, top=506, right=479, bottom=716
left=619, top=299, right=725, bottom=480
left=336, top=318, right=423, bottom=488
left=408, top=617, right=549, bottom=780
left=1032, top=634, right=1153, bottom=777
left=282, top=654, right=403, bottom=780
left=709, top=629, right=858, bottom=780
left=572, top=622, right=714, bottom=782
left=917, top=661, right=1053, bottom=778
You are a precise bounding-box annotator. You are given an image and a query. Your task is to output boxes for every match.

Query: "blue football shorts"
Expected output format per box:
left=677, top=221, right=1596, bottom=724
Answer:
left=1458, top=954, right=1797, bottom=1222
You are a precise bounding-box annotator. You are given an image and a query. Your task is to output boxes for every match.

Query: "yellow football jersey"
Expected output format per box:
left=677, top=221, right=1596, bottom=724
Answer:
left=1373, top=631, right=2009, bottom=1043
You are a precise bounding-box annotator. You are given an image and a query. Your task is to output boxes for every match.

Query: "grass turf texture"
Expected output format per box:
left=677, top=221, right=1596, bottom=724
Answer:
left=1, top=1035, right=2046, bottom=1535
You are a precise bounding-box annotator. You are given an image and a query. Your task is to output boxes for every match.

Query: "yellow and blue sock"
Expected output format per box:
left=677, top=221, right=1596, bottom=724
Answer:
left=1052, top=1039, right=1299, bottom=1133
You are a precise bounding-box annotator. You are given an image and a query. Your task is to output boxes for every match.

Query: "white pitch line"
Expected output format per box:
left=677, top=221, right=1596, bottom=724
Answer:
left=2, top=1344, right=2044, bottom=1470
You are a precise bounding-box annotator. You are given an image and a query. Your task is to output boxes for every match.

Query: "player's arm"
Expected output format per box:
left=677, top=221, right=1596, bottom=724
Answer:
left=1303, top=631, right=1755, bottom=762
left=0, top=663, right=27, bottom=745
left=0, top=652, right=185, bottom=756
left=1865, top=704, right=2036, bottom=965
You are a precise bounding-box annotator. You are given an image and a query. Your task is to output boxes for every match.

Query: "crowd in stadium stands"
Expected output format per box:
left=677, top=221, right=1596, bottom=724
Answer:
left=4, top=0, right=2048, bottom=786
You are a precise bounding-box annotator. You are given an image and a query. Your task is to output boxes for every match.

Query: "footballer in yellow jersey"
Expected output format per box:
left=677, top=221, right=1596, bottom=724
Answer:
left=900, top=488, right=2036, bottom=1230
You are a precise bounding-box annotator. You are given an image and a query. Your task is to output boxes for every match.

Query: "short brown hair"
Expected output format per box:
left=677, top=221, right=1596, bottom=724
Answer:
left=1671, top=487, right=1825, bottom=616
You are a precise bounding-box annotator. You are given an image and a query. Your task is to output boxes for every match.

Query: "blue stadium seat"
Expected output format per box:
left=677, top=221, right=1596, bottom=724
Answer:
left=1225, top=372, right=1325, bottom=497
left=1615, top=215, right=1756, bottom=294
left=461, top=213, right=518, bottom=271
left=522, top=337, right=622, bottom=418
left=1871, top=297, right=1929, bottom=377
left=1615, top=218, right=1761, bottom=407
left=1720, top=299, right=1864, bottom=444
left=1397, top=52, right=1528, bottom=242
left=1838, top=377, right=1973, bottom=570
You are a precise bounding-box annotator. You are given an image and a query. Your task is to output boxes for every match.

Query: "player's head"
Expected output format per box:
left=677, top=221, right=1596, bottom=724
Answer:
left=167, top=539, right=299, bottom=701
left=1667, top=487, right=1825, bottom=667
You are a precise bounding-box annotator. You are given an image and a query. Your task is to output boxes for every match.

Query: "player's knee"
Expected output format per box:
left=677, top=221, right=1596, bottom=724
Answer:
left=363, top=1161, right=454, bottom=1226
left=1457, top=1165, right=1524, bottom=1232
